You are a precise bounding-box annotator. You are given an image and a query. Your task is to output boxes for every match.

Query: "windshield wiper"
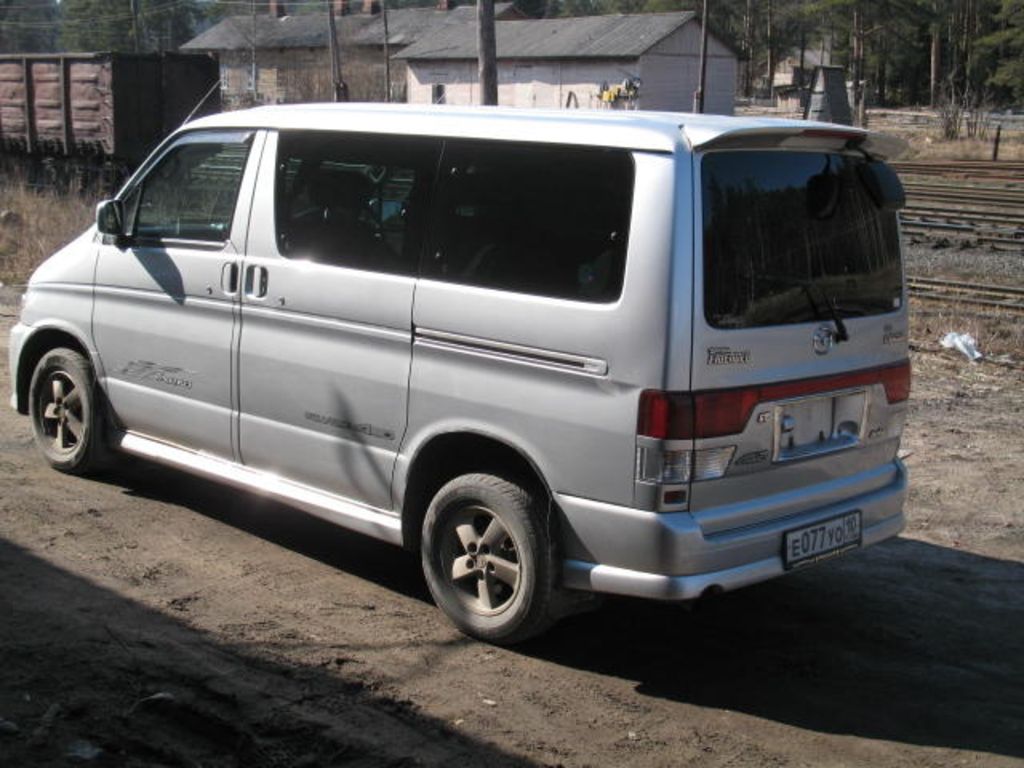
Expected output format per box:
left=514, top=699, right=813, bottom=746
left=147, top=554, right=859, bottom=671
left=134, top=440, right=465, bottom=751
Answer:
left=761, top=274, right=850, bottom=343
left=809, top=283, right=849, bottom=343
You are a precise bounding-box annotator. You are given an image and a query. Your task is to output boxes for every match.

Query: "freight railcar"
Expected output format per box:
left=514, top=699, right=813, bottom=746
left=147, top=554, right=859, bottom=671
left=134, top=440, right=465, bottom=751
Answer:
left=0, top=52, right=220, bottom=189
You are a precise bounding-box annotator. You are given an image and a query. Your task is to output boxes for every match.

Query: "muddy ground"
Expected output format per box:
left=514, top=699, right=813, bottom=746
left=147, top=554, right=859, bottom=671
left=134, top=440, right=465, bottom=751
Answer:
left=1, top=277, right=1022, bottom=767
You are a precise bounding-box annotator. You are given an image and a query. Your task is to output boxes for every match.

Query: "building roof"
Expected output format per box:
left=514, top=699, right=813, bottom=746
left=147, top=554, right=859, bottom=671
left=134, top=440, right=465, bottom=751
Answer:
left=181, top=13, right=357, bottom=52
left=349, top=3, right=519, bottom=47
left=394, top=11, right=699, bottom=61
left=181, top=3, right=517, bottom=53
left=779, top=47, right=829, bottom=69
left=178, top=103, right=905, bottom=158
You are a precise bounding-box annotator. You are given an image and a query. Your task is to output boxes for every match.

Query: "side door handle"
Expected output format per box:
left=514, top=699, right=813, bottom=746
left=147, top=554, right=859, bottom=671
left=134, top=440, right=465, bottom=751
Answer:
left=244, top=265, right=268, bottom=299
left=221, top=262, right=239, bottom=295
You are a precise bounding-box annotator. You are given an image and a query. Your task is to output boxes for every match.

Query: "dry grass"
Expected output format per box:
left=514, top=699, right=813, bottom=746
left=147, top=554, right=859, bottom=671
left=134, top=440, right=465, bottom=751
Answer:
left=896, top=131, right=1024, bottom=161
left=0, top=179, right=97, bottom=285
left=739, top=104, right=1024, bottom=162
left=910, top=300, right=1024, bottom=361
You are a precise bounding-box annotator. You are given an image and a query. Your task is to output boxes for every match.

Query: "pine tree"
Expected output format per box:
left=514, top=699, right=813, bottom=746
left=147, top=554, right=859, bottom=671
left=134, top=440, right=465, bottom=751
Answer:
left=59, top=0, right=201, bottom=53
left=60, top=0, right=137, bottom=52
left=980, top=0, right=1024, bottom=102
left=0, top=0, right=59, bottom=52
left=140, top=0, right=203, bottom=51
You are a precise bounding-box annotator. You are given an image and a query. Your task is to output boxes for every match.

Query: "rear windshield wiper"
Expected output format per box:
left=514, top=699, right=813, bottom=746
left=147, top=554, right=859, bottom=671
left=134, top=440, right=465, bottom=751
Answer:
left=761, top=274, right=849, bottom=343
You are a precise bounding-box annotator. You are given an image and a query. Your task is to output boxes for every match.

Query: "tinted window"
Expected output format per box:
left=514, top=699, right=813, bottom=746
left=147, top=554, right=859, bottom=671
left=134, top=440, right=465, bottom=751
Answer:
left=134, top=133, right=252, bottom=242
left=427, top=142, right=634, bottom=302
left=702, top=151, right=902, bottom=329
left=275, top=131, right=439, bottom=276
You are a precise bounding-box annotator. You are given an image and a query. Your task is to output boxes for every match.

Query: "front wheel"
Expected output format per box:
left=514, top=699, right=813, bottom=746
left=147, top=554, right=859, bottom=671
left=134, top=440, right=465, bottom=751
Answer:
left=28, top=347, right=106, bottom=475
left=421, top=473, right=556, bottom=644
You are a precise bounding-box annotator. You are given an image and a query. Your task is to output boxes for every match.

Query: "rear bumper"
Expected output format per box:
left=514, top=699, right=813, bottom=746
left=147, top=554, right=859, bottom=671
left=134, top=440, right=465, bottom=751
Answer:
left=558, top=459, right=907, bottom=601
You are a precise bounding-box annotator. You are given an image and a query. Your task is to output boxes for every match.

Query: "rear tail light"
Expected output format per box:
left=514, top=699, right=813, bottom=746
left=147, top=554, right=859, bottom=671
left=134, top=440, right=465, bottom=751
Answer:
left=693, top=446, right=736, bottom=479
left=878, top=361, right=912, bottom=403
left=637, top=391, right=693, bottom=440
left=636, top=443, right=734, bottom=486
left=637, top=446, right=692, bottom=484
left=636, top=361, right=911, bottom=490
left=637, top=361, right=911, bottom=441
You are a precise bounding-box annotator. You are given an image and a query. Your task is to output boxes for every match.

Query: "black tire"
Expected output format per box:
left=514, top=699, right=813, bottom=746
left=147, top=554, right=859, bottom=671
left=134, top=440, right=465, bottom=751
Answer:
left=422, top=473, right=557, bottom=644
left=28, top=347, right=107, bottom=475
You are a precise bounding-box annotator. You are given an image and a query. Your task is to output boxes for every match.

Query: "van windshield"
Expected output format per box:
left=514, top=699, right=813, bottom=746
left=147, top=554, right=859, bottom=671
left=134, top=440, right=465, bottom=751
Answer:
left=701, top=151, right=902, bottom=329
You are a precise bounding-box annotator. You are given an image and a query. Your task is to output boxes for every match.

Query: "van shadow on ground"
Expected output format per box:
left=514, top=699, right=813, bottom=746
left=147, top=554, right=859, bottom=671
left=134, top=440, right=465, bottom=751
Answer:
left=0, top=535, right=531, bottom=767
left=533, top=536, right=1024, bottom=760
left=111, top=460, right=1023, bottom=761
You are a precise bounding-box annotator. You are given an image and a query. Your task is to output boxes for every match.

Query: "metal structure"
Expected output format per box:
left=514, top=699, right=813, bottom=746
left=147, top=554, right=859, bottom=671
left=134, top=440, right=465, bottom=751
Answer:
left=802, top=65, right=852, bottom=125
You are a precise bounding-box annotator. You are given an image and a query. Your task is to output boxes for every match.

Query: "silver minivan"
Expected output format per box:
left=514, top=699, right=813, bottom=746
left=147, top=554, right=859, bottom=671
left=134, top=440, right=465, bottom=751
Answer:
left=9, top=105, right=910, bottom=643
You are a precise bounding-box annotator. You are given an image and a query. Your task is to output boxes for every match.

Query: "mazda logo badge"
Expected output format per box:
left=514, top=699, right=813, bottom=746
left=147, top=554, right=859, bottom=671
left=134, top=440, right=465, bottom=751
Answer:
left=813, top=326, right=835, bottom=355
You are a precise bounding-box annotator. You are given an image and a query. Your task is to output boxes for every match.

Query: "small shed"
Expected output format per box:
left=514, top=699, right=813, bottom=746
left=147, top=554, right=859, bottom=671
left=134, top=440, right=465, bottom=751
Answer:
left=394, top=12, right=737, bottom=114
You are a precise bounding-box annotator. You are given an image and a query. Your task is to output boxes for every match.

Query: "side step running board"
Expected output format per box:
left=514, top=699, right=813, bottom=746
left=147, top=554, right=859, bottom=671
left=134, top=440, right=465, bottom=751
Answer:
left=118, top=432, right=404, bottom=546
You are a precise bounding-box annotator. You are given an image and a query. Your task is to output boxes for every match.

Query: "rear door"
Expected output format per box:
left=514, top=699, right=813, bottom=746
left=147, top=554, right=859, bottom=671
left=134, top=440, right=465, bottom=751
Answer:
left=686, top=146, right=910, bottom=538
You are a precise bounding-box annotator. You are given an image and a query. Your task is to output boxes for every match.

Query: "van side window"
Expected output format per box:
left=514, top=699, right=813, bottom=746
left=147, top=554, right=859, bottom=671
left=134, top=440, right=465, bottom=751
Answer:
left=275, top=131, right=439, bottom=276
left=428, top=142, right=634, bottom=303
left=133, top=133, right=252, bottom=242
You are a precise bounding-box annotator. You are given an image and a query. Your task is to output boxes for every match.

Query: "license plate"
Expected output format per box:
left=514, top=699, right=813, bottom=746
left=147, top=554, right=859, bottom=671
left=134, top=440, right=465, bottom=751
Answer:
left=783, top=511, right=862, bottom=570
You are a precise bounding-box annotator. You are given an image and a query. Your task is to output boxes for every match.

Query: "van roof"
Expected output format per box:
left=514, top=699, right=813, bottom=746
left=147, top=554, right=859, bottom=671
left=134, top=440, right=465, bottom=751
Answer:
left=185, top=104, right=905, bottom=159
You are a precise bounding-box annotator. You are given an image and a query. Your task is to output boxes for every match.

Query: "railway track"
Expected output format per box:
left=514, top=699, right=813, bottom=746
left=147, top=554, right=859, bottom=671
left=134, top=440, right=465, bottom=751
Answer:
left=892, top=160, right=1024, bottom=183
left=893, top=160, right=1024, bottom=247
left=906, top=275, right=1024, bottom=312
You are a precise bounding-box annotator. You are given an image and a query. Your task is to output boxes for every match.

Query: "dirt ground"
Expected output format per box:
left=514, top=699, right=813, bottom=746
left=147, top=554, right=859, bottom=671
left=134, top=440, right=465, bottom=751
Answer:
left=1, top=274, right=1022, bottom=767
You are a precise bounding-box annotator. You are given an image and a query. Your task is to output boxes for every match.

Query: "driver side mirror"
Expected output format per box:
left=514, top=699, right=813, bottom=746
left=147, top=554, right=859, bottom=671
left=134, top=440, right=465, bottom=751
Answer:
left=96, top=199, right=125, bottom=237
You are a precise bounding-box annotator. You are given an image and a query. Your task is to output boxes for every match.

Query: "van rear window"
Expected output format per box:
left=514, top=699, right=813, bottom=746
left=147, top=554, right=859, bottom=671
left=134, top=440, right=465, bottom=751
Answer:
left=701, top=151, right=902, bottom=329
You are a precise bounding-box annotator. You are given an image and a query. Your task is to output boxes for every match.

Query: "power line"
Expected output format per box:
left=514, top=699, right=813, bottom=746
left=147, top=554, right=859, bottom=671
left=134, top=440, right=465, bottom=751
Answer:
left=0, top=0, right=447, bottom=29
left=0, top=0, right=195, bottom=28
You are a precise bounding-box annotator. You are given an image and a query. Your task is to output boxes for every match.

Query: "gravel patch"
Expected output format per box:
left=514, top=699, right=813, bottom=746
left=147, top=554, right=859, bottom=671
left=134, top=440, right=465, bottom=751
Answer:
left=903, top=236, right=1024, bottom=284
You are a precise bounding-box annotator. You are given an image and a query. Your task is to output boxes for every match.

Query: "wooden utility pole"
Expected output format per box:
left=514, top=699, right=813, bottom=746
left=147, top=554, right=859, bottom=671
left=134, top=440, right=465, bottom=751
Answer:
left=693, top=0, right=709, bottom=112
left=477, top=0, right=498, bottom=105
left=766, top=0, right=775, bottom=102
left=131, top=0, right=141, bottom=53
left=250, top=0, right=256, bottom=99
left=327, top=0, right=346, bottom=101
left=852, top=3, right=865, bottom=126
left=742, top=0, right=753, bottom=98
left=382, top=0, right=392, bottom=102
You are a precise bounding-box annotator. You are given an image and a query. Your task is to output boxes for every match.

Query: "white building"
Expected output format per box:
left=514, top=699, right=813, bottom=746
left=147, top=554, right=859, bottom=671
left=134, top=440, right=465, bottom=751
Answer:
left=395, top=12, right=737, bottom=114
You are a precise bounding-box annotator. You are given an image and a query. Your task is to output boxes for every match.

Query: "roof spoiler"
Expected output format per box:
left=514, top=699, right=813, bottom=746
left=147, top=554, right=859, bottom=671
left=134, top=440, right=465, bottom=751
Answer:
left=684, top=124, right=907, bottom=160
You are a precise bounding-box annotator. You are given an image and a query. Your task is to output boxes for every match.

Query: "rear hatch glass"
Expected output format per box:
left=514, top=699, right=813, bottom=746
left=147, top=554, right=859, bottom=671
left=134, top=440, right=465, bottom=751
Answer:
left=701, top=151, right=902, bottom=329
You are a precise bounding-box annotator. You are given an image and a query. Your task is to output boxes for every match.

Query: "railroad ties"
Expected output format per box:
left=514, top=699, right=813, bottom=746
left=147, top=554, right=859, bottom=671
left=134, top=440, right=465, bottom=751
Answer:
left=893, top=160, right=1024, bottom=250
left=906, top=276, right=1024, bottom=314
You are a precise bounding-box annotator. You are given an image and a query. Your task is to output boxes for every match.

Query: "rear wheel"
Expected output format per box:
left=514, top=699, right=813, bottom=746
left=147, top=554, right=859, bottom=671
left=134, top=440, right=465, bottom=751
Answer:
left=28, top=348, right=106, bottom=475
left=422, top=473, right=556, bottom=644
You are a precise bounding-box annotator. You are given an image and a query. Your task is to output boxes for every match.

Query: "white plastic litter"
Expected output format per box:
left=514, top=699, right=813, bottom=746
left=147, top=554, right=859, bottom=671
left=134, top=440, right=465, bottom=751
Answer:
left=940, top=332, right=983, bottom=361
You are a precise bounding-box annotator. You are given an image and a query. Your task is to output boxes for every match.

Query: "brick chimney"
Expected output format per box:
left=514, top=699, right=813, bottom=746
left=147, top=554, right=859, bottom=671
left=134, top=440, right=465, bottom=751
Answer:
left=268, top=0, right=287, bottom=18
left=362, top=0, right=381, bottom=14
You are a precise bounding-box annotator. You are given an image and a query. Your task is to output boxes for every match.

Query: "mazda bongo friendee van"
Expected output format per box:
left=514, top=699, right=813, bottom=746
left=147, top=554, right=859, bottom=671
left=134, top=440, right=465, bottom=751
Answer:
left=9, top=105, right=911, bottom=643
